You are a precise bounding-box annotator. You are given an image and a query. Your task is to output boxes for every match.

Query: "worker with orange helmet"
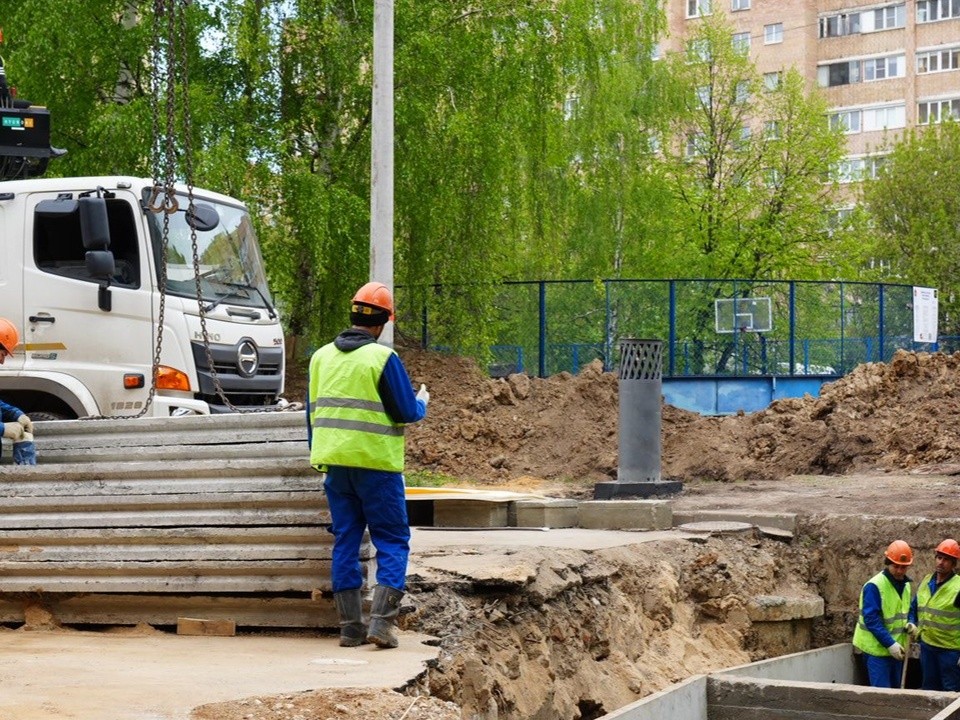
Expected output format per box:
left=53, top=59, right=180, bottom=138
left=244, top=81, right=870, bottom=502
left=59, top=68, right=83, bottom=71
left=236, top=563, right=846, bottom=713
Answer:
left=307, top=282, right=427, bottom=649
left=852, top=539, right=914, bottom=687
left=909, top=539, right=960, bottom=690
left=0, top=318, right=35, bottom=462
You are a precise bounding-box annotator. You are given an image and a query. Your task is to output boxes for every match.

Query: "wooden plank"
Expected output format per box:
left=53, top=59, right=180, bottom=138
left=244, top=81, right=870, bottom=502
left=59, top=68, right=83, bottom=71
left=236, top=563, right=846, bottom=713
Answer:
left=0, top=508, right=324, bottom=529
left=0, top=457, right=315, bottom=482
left=0, top=558, right=327, bottom=574
left=177, top=617, right=237, bottom=636
left=0, top=542, right=338, bottom=562
left=0, top=525, right=338, bottom=544
left=0, top=476, right=325, bottom=497
left=0, top=593, right=337, bottom=628
left=0, top=490, right=325, bottom=511
left=0, top=572, right=332, bottom=593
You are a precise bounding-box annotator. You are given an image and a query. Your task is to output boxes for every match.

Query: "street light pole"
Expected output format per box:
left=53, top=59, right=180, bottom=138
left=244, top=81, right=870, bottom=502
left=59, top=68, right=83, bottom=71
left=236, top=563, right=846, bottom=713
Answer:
left=370, top=0, right=394, bottom=346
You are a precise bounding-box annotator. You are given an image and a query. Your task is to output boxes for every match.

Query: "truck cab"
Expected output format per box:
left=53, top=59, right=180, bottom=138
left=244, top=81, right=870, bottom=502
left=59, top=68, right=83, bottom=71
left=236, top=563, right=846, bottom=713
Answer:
left=0, top=176, right=285, bottom=419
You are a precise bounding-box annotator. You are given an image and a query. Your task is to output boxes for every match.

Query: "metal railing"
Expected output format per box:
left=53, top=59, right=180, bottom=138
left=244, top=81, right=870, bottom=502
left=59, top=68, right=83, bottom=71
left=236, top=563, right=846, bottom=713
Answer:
left=397, top=279, right=930, bottom=378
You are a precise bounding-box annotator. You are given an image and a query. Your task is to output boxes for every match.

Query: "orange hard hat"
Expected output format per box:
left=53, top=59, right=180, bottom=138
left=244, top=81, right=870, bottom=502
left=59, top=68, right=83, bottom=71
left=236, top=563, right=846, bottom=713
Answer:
left=351, top=281, right=394, bottom=321
left=0, top=317, right=19, bottom=354
left=885, top=540, right=913, bottom=566
left=937, top=539, right=960, bottom=560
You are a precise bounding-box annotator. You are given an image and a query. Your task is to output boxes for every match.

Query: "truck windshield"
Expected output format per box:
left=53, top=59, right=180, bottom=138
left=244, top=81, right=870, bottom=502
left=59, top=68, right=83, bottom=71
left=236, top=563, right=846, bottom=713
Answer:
left=146, top=195, right=274, bottom=311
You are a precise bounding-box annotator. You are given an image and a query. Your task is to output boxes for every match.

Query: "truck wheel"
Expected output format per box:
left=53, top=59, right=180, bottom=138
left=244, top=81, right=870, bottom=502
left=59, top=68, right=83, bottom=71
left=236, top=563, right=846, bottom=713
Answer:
left=28, top=411, right=69, bottom=422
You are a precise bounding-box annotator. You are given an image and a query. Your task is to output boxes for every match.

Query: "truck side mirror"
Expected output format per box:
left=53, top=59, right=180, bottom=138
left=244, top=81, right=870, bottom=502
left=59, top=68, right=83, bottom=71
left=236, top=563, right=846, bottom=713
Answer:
left=79, top=196, right=111, bottom=250
left=86, top=250, right=115, bottom=312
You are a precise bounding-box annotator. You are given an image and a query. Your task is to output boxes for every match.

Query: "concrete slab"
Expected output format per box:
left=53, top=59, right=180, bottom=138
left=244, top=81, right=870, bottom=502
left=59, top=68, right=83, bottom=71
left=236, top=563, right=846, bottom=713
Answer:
left=410, top=526, right=696, bottom=552
left=0, top=629, right=439, bottom=720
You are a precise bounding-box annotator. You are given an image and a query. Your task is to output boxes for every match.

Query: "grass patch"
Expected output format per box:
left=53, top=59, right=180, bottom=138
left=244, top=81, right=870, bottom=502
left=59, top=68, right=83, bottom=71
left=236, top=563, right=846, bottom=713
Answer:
left=405, top=470, right=461, bottom=488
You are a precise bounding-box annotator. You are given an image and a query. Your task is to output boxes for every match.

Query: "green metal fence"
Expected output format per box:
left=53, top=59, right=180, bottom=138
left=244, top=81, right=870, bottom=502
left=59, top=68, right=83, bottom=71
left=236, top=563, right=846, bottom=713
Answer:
left=396, top=279, right=928, bottom=378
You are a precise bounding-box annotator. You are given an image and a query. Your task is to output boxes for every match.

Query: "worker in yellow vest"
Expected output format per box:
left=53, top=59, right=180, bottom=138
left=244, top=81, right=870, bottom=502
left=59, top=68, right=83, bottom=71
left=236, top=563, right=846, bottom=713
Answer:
left=911, top=539, right=960, bottom=690
left=852, top=540, right=913, bottom=688
left=307, top=282, right=428, bottom=649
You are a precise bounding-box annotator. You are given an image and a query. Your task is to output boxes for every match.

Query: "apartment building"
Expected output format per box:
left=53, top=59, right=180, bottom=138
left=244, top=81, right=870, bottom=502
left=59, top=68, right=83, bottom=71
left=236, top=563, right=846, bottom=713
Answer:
left=663, top=0, right=960, bottom=192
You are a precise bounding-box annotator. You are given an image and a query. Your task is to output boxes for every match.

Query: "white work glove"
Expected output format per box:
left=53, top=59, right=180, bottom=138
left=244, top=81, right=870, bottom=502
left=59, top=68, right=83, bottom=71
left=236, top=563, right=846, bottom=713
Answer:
left=416, top=383, right=429, bottom=406
left=3, top=422, right=24, bottom=441
left=906, top=622, right=919, bottom=639
left=17, top=414, right=33, bottom=434
left=887, top=642, right=905, bottom=661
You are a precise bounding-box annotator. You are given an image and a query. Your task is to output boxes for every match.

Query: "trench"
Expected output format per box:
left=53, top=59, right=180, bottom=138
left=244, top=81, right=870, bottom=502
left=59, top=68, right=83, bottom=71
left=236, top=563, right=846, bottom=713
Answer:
left=404, top=513, right=959, bottom=720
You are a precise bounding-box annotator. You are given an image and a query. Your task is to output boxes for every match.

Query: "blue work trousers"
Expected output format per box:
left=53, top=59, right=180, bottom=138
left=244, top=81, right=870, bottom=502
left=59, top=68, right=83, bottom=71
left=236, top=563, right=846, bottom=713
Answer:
left=862, top=653, right=903, bottom=688
left=323, top=466, right=410, bottom=593
left=920, top=642, right=960, bottom=691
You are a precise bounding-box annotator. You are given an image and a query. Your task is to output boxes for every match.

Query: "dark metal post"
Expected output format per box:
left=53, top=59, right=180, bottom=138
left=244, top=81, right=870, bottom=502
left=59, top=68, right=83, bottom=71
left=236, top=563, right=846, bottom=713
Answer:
left=594, top=338, right=682, bottom=499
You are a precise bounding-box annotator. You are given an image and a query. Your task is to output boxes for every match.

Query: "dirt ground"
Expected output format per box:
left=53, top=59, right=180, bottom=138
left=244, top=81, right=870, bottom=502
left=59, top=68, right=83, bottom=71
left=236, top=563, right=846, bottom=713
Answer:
left=195, top=346, right=960, bottom=719
left=290, top=343, right=960, bottom=501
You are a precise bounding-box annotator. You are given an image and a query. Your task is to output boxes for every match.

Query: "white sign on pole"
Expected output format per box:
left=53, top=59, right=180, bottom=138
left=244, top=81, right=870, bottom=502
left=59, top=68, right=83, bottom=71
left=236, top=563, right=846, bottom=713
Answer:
left=913, top=286, right=939, bottom=343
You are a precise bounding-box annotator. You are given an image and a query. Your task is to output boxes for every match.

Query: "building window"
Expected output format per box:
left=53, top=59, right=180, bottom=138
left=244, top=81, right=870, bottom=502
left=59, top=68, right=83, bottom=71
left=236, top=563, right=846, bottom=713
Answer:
left=687, top=0, right=712, bottom=18
left=818, top=55, right=904, bottom=87
left=731, top=0, right=750, bottom=10
left=732, top=32, right=751, bottom=54
left=686, top=133, right=704, bottom=157
left=689, top=38, right=712, bottom=62
left=564, top=95, right=579, bottom=120
left=735, top=81, right=750, bottom=104
left=917, top=0, right=960, bottom=23
left=764, top=23, right=784, bottom=44
left=863, top=55, right=904, bottom=81
left=872, top=4, right=906, bottom=29
left=835, top=156, right=888, bottom=183
left=764, top=120, right=781, bottom=139
left=918, top=97, right=960, bottom=124
left=828, top=109, right=862, bottom=133
left=862, top=103, right=906, bottom=131
left=819, top=12, right=861, bottom=38
left=821, top=4, right=904, bottom=35
left=763, top=71, right=783, bottom=91
left=696, top=85, right=712, bottom=106
left=917, top=46, right=960, bottom=73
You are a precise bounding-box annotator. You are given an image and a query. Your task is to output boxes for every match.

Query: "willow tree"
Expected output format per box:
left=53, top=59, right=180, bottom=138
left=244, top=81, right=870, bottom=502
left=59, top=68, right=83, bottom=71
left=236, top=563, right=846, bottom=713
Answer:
left=391, top=0, right=665, bottom=357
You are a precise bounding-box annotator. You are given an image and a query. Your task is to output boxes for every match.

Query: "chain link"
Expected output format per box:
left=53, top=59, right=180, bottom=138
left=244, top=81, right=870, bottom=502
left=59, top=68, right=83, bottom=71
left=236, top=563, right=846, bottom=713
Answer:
left=85, top=0, right=285, bottom=420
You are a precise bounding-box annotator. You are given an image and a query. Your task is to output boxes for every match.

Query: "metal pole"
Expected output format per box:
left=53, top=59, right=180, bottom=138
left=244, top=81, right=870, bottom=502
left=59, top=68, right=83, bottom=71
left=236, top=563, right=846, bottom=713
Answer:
left=370, top=0, right=394, bottom=347
left=594, top=338, right=681, bottom=499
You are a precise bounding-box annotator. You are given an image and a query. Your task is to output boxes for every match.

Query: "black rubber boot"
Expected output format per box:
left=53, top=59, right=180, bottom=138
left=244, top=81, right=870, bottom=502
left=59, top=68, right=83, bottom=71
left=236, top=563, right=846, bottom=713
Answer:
left=365, top=585, right=404, bottom=648
left=333, top=589, right=368, bottom=647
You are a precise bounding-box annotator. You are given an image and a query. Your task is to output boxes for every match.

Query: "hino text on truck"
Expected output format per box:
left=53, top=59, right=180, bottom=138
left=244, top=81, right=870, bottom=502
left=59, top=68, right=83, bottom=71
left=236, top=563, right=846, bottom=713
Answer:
left=0, top=53, right=285, bottom=420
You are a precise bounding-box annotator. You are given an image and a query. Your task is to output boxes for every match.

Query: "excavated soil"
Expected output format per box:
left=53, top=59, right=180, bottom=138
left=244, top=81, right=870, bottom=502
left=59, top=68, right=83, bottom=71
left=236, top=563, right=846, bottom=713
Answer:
left=197, top=346, right=960, bottom=720
left=292, top=344, right=960, bottom=496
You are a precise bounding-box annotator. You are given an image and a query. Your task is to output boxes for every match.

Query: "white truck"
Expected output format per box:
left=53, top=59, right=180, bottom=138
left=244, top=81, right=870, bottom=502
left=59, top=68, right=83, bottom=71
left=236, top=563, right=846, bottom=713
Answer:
left=0, top=175, right=286, bottom=419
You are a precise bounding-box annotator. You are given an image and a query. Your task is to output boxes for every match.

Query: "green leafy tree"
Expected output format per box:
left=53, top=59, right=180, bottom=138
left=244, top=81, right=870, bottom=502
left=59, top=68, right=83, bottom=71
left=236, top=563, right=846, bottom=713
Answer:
left=655, top=16, right=848, bottom=371
left=861, top=121, right=960, bottom=334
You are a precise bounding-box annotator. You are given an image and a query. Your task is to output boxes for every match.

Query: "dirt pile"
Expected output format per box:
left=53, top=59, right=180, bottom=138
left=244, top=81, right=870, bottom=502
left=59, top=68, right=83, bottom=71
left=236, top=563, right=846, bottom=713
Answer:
left=384, top=347, right=960, bottom=492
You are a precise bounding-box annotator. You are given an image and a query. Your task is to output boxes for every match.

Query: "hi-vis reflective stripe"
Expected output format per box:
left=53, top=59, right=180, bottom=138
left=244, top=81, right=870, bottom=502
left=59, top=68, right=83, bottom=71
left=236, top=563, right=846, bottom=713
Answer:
left=311, top=396, right=385, bottom=413
left=921, top=607, right=960, bottom=619
left=919, top=606, right=960, bottom=631
left=24, top=342, right=66, bottom=351
left=312, top=417, right=405, bottom=436
left=858, top=611, right=908, bottom=632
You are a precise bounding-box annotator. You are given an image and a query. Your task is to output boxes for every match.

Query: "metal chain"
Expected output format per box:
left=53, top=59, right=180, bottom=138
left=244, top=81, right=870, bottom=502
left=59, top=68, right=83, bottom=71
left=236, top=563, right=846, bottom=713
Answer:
left=83, top=0, right=174, bottom=421
left=90, top=0, right=281, bottom=419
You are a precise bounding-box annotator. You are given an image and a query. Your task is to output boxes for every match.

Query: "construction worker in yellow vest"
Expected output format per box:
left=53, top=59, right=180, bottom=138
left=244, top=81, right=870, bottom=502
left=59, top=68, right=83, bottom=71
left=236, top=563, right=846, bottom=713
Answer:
left=910, top=539, right=960, bottom=691
left=852, top=540, right=913, bottom=688
left=307, top=282, right=428, bottom=649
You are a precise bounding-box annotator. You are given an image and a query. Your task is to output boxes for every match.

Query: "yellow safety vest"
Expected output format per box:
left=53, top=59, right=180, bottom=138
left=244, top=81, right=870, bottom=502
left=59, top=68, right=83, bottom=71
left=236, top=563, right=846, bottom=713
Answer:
left=917, top=573, right=960, bottom=650
left=852, top=571, right=911, bottom=656
left=308, top=340, right=405, bottom=472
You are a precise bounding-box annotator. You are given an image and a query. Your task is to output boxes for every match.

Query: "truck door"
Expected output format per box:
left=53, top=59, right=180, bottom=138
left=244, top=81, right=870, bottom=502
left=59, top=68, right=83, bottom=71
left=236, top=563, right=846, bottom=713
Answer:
left=0, top=194, right=25, bottom=374
left=23, top=189, right=156, bottom=417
